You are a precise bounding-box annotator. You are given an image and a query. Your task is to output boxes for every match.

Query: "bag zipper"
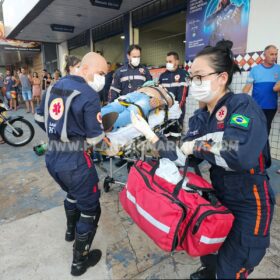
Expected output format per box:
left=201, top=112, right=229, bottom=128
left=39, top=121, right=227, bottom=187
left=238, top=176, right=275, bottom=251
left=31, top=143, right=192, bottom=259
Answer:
left=192, top=209, right=232, bottom=235
left=161, top=193, right=186, bottom=251
left=180, top=203, right=212, bottom=246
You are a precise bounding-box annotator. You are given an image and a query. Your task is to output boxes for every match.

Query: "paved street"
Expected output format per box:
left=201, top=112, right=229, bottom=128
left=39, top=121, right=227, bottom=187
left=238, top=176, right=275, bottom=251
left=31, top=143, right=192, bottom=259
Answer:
left=0, top=108, right=279, bottom=279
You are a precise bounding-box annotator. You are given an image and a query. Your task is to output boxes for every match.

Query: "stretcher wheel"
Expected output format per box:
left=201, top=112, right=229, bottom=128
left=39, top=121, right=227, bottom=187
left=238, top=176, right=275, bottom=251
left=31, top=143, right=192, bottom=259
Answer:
left=103, top=176, right=113, bottom=193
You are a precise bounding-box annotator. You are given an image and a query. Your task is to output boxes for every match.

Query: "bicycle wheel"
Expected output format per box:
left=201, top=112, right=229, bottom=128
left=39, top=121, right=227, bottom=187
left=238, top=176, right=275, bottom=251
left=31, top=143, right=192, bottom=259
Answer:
left=1, top=118, right=35, bottom=146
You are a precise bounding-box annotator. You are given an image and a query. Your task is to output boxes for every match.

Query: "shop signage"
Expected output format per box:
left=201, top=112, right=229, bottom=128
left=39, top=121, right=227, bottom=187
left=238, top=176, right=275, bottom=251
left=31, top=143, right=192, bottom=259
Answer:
left=50, top=24, right=75, bottom=33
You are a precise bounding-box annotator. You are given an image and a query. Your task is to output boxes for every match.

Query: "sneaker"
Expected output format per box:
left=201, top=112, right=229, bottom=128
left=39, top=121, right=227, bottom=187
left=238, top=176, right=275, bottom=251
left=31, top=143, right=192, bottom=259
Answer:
left=190, top=266, right=216, bottom=280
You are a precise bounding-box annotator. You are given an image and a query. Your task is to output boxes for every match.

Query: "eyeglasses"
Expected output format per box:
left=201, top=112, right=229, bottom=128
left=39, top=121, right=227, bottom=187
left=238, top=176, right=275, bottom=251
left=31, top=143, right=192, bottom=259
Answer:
left=186, top=72, right=219, bottom=86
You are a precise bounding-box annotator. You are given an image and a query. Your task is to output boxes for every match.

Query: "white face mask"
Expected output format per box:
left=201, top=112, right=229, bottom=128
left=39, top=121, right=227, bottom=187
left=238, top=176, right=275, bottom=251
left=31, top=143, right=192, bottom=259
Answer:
left=70, top=67, right=79, bottom=75
left=189, top=80, right=218, bottom=103
left=131, top=57, right=140, bottom=67
left=166, top=63, right=175, bottom=71
left=88, top=74, right=105, bottom=92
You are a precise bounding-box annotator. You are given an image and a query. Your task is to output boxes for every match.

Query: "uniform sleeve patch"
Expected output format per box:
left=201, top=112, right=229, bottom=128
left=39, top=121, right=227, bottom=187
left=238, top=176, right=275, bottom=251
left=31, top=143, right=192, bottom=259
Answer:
left=230, top=114, right=250, bottom=128
left=49, top=98, right=64, bottom=120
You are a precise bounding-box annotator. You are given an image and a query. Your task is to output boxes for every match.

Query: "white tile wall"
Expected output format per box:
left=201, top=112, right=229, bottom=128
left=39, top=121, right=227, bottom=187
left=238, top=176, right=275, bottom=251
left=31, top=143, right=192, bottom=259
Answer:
left=183, top=71, right=280, bottom=160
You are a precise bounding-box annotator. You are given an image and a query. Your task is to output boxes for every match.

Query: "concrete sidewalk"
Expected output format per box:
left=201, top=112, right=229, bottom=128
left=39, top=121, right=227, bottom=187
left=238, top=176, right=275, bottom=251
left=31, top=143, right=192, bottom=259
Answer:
left=0, top=184, right=279, bottom=280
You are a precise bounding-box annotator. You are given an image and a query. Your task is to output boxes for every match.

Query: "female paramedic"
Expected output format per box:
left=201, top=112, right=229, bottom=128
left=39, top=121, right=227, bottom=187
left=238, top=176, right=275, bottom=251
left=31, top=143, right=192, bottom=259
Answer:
left=131, top=40, right=275, bottom=279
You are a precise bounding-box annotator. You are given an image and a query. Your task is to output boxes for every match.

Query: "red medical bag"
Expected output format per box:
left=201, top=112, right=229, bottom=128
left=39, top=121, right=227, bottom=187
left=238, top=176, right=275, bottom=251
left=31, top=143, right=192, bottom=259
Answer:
left=119, top=159, right=234, bottom=257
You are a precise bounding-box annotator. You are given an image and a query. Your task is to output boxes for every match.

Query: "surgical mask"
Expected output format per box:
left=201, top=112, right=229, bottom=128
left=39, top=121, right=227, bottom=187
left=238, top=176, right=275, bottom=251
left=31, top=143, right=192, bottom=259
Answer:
left=131, top=57, right=140, bottom=67
left=189, top=80, right=218, bottom=103
left=70, top=67, right=79, bottom=75
left=88, top=74, right=105, bottom=92
left=166, top=63, right=175, bottom=71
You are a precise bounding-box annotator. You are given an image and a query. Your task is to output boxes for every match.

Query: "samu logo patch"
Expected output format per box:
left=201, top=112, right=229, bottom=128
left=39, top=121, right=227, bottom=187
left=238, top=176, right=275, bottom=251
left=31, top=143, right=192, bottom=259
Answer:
left=49, top=98, right=64, bottom=120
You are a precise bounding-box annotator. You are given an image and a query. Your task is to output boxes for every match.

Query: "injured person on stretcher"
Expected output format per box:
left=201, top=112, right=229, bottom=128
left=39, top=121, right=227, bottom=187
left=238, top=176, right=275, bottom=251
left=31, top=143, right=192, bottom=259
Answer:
left=101, top=86, right=175, bottom=132
left=97, top=85, right=182, bottom=156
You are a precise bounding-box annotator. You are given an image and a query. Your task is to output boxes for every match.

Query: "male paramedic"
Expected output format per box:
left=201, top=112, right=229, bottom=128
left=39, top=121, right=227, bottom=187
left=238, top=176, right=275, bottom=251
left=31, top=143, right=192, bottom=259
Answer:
left=34, top=52, right=107, bottom=276
left=159, top=51, right=188, bottom=137
left=109, top=44, right=152, bottom=166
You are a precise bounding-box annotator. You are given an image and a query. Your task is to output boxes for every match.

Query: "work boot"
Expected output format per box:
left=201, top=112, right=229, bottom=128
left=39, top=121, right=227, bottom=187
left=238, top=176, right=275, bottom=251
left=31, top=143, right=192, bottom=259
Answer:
left=65, top=208, right=80, bottom=242
left=71, top=230, right=102, bottom=276
left=190, top=266, right=216, bottom=279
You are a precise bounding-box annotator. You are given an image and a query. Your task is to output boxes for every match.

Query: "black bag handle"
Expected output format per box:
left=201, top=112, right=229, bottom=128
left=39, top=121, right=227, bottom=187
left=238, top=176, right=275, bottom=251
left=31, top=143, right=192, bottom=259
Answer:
left=146, top=156, right=204, bottom=198
left=172, top=157, right=189, bottom=197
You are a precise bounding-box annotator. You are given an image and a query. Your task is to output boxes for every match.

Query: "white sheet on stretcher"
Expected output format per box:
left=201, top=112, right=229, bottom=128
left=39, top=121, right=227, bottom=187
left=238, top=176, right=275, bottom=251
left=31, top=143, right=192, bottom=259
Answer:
left=106, top=101, right=182, bottom=147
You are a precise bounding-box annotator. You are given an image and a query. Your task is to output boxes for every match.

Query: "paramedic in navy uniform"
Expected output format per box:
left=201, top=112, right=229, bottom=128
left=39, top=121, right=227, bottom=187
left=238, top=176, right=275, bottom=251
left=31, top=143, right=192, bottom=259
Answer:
left=159, top=51, right=188, bottom=134
left=131, top=40, right=275, bottom=279
left=34, top=52, right=107, bottom=276
left=109, top=44, right=152, bottom=166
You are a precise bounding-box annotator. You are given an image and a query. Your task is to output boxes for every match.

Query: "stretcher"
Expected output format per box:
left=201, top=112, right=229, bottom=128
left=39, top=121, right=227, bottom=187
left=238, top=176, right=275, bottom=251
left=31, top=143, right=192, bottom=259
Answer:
left=95, top=101, right=182, bottom=192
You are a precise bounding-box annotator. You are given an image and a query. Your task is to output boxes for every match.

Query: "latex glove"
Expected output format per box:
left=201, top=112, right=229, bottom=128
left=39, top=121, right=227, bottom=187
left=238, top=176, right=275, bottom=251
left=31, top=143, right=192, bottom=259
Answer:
left=180, top=140, right=195, bottom=156
left=131, top=111, right=158, bottom=143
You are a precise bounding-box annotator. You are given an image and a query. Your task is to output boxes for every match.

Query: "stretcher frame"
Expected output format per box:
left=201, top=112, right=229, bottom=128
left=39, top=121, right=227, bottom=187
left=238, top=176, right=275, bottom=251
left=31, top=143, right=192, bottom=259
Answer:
left=96, top=118, right=180, bottom=192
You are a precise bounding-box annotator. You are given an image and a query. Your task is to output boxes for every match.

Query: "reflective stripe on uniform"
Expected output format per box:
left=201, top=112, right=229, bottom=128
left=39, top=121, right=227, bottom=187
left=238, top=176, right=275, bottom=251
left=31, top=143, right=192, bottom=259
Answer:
left=86, top=132, right=105, bottom=146
left=126, top=187, right=170, bottom=234
left=110, top=86, right=121, bottom=93
left=61, top=90, right=81, bottom=142
left=263, top=180, right=271, bottom=236
left=253, top=184, right=261, bottom=235
left=120, top=75, right=146, bottom=82
left=236, top=268, right=247, bottom=279
left=34, top=113, right=44, bottom=123
left=66, top=197, right=77, bottom=203
left=81, top=213, right=94, bottom=218
left=195, top=132, right=231, bottom=169
left=44, top=85, right=53, bottom=131
left=161, top=82, right=188, bottom=88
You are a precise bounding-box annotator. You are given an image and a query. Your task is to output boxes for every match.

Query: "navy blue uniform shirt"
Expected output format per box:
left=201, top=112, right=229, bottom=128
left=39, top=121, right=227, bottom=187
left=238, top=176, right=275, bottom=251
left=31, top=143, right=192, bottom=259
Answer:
left=35, top=75, right=104, bottom=171
left=159, top=68, right=188, bottom=108
left=109, top=63, right=152, bottom=102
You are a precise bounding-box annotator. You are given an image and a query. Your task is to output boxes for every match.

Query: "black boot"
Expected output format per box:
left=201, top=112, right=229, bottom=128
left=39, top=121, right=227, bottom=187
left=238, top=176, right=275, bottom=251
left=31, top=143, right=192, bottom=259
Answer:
left=65, top=208, right=80, bottom=242
left=190, top=266, right=216, bottom=280
left=71, top=230, right=102, bottom=276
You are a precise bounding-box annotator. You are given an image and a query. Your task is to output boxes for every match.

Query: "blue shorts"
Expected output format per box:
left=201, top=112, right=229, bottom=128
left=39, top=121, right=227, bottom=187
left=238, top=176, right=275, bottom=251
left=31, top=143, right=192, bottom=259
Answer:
left=22, top=90, right=32, bottom=101
left=6, top=91, right=11, bottom=100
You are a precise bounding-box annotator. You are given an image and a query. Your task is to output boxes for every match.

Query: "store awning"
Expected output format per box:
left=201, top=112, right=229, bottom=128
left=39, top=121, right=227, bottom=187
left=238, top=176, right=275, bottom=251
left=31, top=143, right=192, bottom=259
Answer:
left=3, top=0, right=151, bottom=43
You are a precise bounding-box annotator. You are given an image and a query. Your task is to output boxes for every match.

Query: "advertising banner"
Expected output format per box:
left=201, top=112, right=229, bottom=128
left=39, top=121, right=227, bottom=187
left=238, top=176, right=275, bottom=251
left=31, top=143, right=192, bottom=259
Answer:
left=186, top=0, right=250, bottom=60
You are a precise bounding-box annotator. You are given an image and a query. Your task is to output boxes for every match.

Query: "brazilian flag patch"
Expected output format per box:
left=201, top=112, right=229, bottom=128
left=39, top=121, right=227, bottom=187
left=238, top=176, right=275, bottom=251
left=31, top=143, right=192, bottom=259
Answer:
left=230, top=114, right=250, bottom=128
